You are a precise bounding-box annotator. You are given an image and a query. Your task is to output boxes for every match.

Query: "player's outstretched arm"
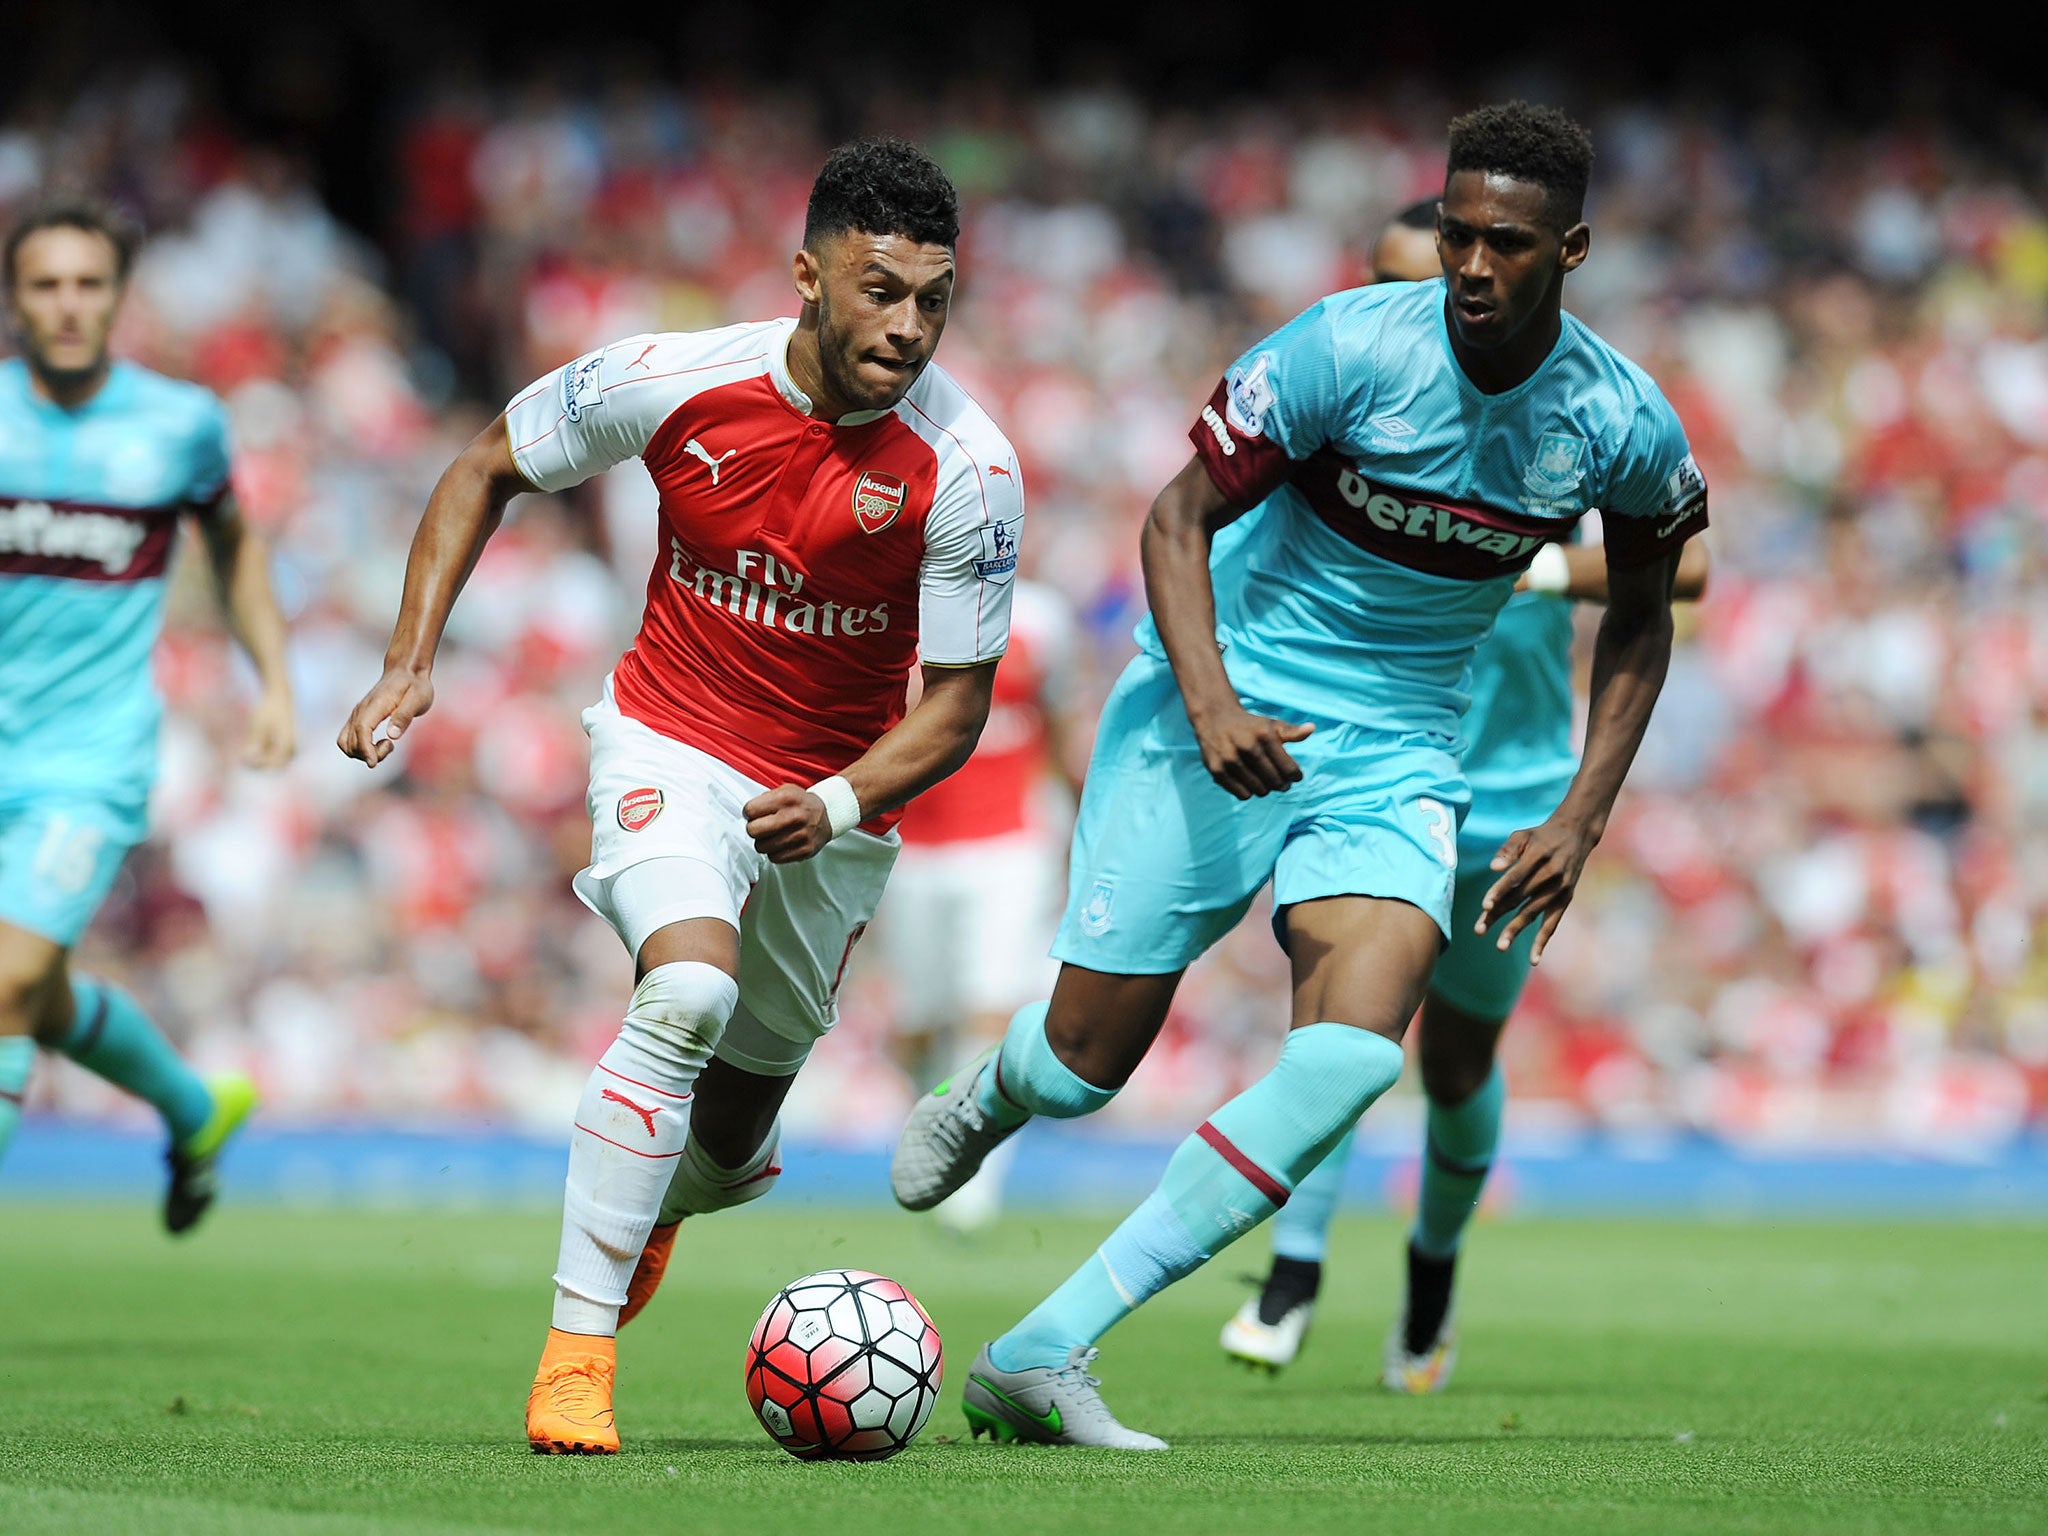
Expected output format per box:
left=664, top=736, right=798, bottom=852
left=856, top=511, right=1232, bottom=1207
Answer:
left=198, top=495, right=295, bottom=768
left=338, top=415, right=532, bottom=767
left=1141, top=456, right=1313, bottom=801
left=1479, top=549, right=1678, bottom=962
left=1522, top=534, right=1709, bottom=605
left=743, top=660, right=998, bottom=864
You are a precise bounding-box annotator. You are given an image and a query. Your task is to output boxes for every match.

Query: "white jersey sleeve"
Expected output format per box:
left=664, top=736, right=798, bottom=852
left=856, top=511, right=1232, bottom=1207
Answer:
left=913, top=423, right=1024, bottom=663
left=503, top=327, right=778, bottom=493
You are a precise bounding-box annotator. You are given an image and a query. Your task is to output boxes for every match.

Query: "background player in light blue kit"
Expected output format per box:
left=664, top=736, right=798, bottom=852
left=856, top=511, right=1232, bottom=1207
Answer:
left=0, top=198, right=293, bottom=1230
left=891, top=103, right=1709, bottom=1448
left=1219, top=201, right=1712, bottom=1393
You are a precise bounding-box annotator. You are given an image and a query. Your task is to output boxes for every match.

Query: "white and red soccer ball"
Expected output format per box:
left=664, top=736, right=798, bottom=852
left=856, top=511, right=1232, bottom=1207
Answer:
left=745, top=1269, right=942, bottom=1461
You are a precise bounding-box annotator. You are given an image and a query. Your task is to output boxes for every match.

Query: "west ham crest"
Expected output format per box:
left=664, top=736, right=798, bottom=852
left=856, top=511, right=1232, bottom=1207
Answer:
left=1522, top=432, right=1587, bottom=499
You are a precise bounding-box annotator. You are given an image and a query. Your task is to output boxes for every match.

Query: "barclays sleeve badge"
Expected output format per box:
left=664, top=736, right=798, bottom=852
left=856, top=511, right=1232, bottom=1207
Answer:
left=1663, top=453, right=1707, bottom=513
left=562, top=352, right=606, bottom=424
left=1224, top=353, right=1276, bottom=438
left=972, top=515, right=1022, bottom=583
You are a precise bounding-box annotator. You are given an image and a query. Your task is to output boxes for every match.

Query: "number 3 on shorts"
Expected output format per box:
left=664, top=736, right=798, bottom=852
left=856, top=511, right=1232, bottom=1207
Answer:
left=32, top=813, right=108, bottom=898
left=1415, top=797, right=1457, bottom=870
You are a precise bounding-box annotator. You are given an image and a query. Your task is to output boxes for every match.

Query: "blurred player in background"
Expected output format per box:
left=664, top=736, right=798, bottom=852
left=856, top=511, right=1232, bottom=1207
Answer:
left=893, top=103, right=1707, bottom=1447
left=340, top=140, right=1023, bottom=1455
left=880, top=575, right=1084, bottom=1233
left=1219, top=199, right=1711, bottom=1391
left=0, top=198, right=289, bottom=1230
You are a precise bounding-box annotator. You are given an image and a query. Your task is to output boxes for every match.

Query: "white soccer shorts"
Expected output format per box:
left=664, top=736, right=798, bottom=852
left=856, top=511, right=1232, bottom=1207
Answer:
left=575, top=678, right=898, bottom=1075
left=876, top=830, right=1061, bottom=1031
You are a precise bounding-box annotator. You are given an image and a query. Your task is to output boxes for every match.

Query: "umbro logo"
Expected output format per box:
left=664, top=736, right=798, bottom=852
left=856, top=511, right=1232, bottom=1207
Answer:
left=1370, top=414, right=1417, bottom=438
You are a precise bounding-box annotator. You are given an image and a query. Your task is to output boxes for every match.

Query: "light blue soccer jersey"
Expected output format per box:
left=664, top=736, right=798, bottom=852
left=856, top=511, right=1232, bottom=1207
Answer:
left=1458, top=589, right=1577, bottom=857
left=1053, top=281, right=1704, bottom=974
left=1154, top=278, right=1706, bottom=746
left=0, top=358, right=232, bottom=821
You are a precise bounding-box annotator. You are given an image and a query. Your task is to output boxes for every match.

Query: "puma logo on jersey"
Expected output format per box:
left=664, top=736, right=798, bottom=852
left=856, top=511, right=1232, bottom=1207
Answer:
left=600, top=1088, right=661, bottom=1137
left=988, top=464, right=1013, bottom=479
left=684, top=438, right=738, bottom=485
left=626, top=343, right=658, bottom=372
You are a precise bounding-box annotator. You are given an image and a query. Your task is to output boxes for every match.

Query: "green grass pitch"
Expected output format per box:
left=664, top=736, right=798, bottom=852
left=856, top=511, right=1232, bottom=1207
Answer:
left=1, top=1203, right=2042, bottom=1535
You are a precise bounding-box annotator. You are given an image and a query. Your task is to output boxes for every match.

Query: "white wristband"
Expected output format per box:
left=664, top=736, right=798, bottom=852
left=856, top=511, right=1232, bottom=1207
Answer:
left=1525, top=542, right=1571, bottom=594
left=808, top=775, right=862, bottom=840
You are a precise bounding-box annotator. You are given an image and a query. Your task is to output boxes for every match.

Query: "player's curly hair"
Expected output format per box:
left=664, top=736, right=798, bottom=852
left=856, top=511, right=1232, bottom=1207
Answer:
left=1445, top=101, right=1594, bottom=231
left=804, top=138, right=959, bottom=251
left=4, top=193, right=141, bottom=291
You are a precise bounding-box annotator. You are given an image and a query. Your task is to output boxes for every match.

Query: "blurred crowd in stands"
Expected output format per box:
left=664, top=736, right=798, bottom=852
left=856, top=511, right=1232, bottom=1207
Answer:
left=9, top=56, right=2048, bottom=1151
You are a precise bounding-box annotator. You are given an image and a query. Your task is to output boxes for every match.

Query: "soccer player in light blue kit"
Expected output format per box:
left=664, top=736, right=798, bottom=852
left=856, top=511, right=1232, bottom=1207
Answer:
left=891, top=103, right=1710, bottom=1448
left=1219, top=201, right=1712, bottom=1393
left=0, top=199, right=293, bottom=1230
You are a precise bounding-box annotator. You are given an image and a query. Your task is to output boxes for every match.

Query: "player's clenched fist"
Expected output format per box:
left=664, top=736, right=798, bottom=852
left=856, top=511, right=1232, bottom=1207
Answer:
left=1476, top=815, right=1599, bottom=964
left=1188, top=703, right=1315, bottom=800
left=243, top=688, right=297, bottom=770
left=338, top=665, right=436, bottom=767
left=745, top=784, right=834, bottom=864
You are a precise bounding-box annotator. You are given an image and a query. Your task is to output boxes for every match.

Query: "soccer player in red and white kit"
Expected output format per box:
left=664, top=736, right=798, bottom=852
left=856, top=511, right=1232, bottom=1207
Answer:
left=339, top=141, right=1023, bottom=1455
left=881, top=578, right=1085, bottom=1231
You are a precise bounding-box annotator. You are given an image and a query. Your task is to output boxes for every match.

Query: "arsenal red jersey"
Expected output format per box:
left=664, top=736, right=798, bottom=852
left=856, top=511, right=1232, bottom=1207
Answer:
left=505, top=319, right=1024, bottom=814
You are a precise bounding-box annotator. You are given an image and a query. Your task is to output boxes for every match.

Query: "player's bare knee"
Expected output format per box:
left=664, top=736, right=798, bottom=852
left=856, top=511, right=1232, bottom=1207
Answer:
left=621, top=961, right=740, bottom=1079
left=1042, top=974, right=1173, bottom=1090
left=1418, top=999, right=1504, bottom=1105
left=0, top=947, right=64, bottom=1039
left=1419, top=1048, right=1493, bottom=1108
left=1044, top=1012, right=1137, bottom=1090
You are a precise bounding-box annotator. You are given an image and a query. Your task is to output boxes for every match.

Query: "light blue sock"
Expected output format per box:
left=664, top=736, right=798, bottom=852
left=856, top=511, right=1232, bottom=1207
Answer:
left=1271, top=1127, right=1354, bottom=1264
left=1412, top=1064, right=1505, bottom=1259
left=992, top=1024, right=1404, bottom=1370
left=973, top=1000, right=1117, bottom=1129
left=62, top=977, right=213, bottom=1147
left=0, top=1034, right=34, bottom=1162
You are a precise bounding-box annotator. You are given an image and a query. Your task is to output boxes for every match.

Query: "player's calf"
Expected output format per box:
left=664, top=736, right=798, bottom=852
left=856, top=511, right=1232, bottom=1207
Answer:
left=891, top=996, right=1123, bottom=1211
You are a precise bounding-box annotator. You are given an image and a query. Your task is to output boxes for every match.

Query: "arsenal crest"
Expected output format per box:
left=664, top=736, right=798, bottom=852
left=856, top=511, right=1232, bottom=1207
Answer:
left=618, top=787, right=664, bottom=832
left=852, top=471, right=907, bottom=534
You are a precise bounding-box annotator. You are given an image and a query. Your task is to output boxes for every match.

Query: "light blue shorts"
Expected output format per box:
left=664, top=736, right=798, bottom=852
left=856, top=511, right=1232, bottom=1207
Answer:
left=1051, top=653, right=1468, bottom=976
left=1426, top=851, right=1540, bottom=1021
left=0, top=793, right=142, bottom=948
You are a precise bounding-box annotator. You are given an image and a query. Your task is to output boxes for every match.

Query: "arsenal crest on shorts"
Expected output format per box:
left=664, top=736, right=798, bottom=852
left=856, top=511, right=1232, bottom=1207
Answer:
left=852, top=471, right=907, bottom=534
left=618, top=787, right=664, bottom=832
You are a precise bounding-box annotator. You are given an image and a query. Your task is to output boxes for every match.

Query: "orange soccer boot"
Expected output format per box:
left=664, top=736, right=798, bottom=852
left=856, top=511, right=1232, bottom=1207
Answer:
left=618, top=1221, right=681, bottom=1329
left=526, top=1328, right=620, bottom=1454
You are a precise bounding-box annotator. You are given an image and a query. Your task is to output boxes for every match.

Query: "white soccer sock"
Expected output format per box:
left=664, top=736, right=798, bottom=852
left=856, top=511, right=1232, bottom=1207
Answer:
left=552, top=961, right=738, bottom=1336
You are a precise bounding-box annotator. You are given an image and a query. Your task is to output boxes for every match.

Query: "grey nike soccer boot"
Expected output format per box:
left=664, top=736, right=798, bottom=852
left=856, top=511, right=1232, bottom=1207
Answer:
left=890, top=1049, right=1019, bottom=1211
left=961, top=1343, right=1168, bottom=1450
